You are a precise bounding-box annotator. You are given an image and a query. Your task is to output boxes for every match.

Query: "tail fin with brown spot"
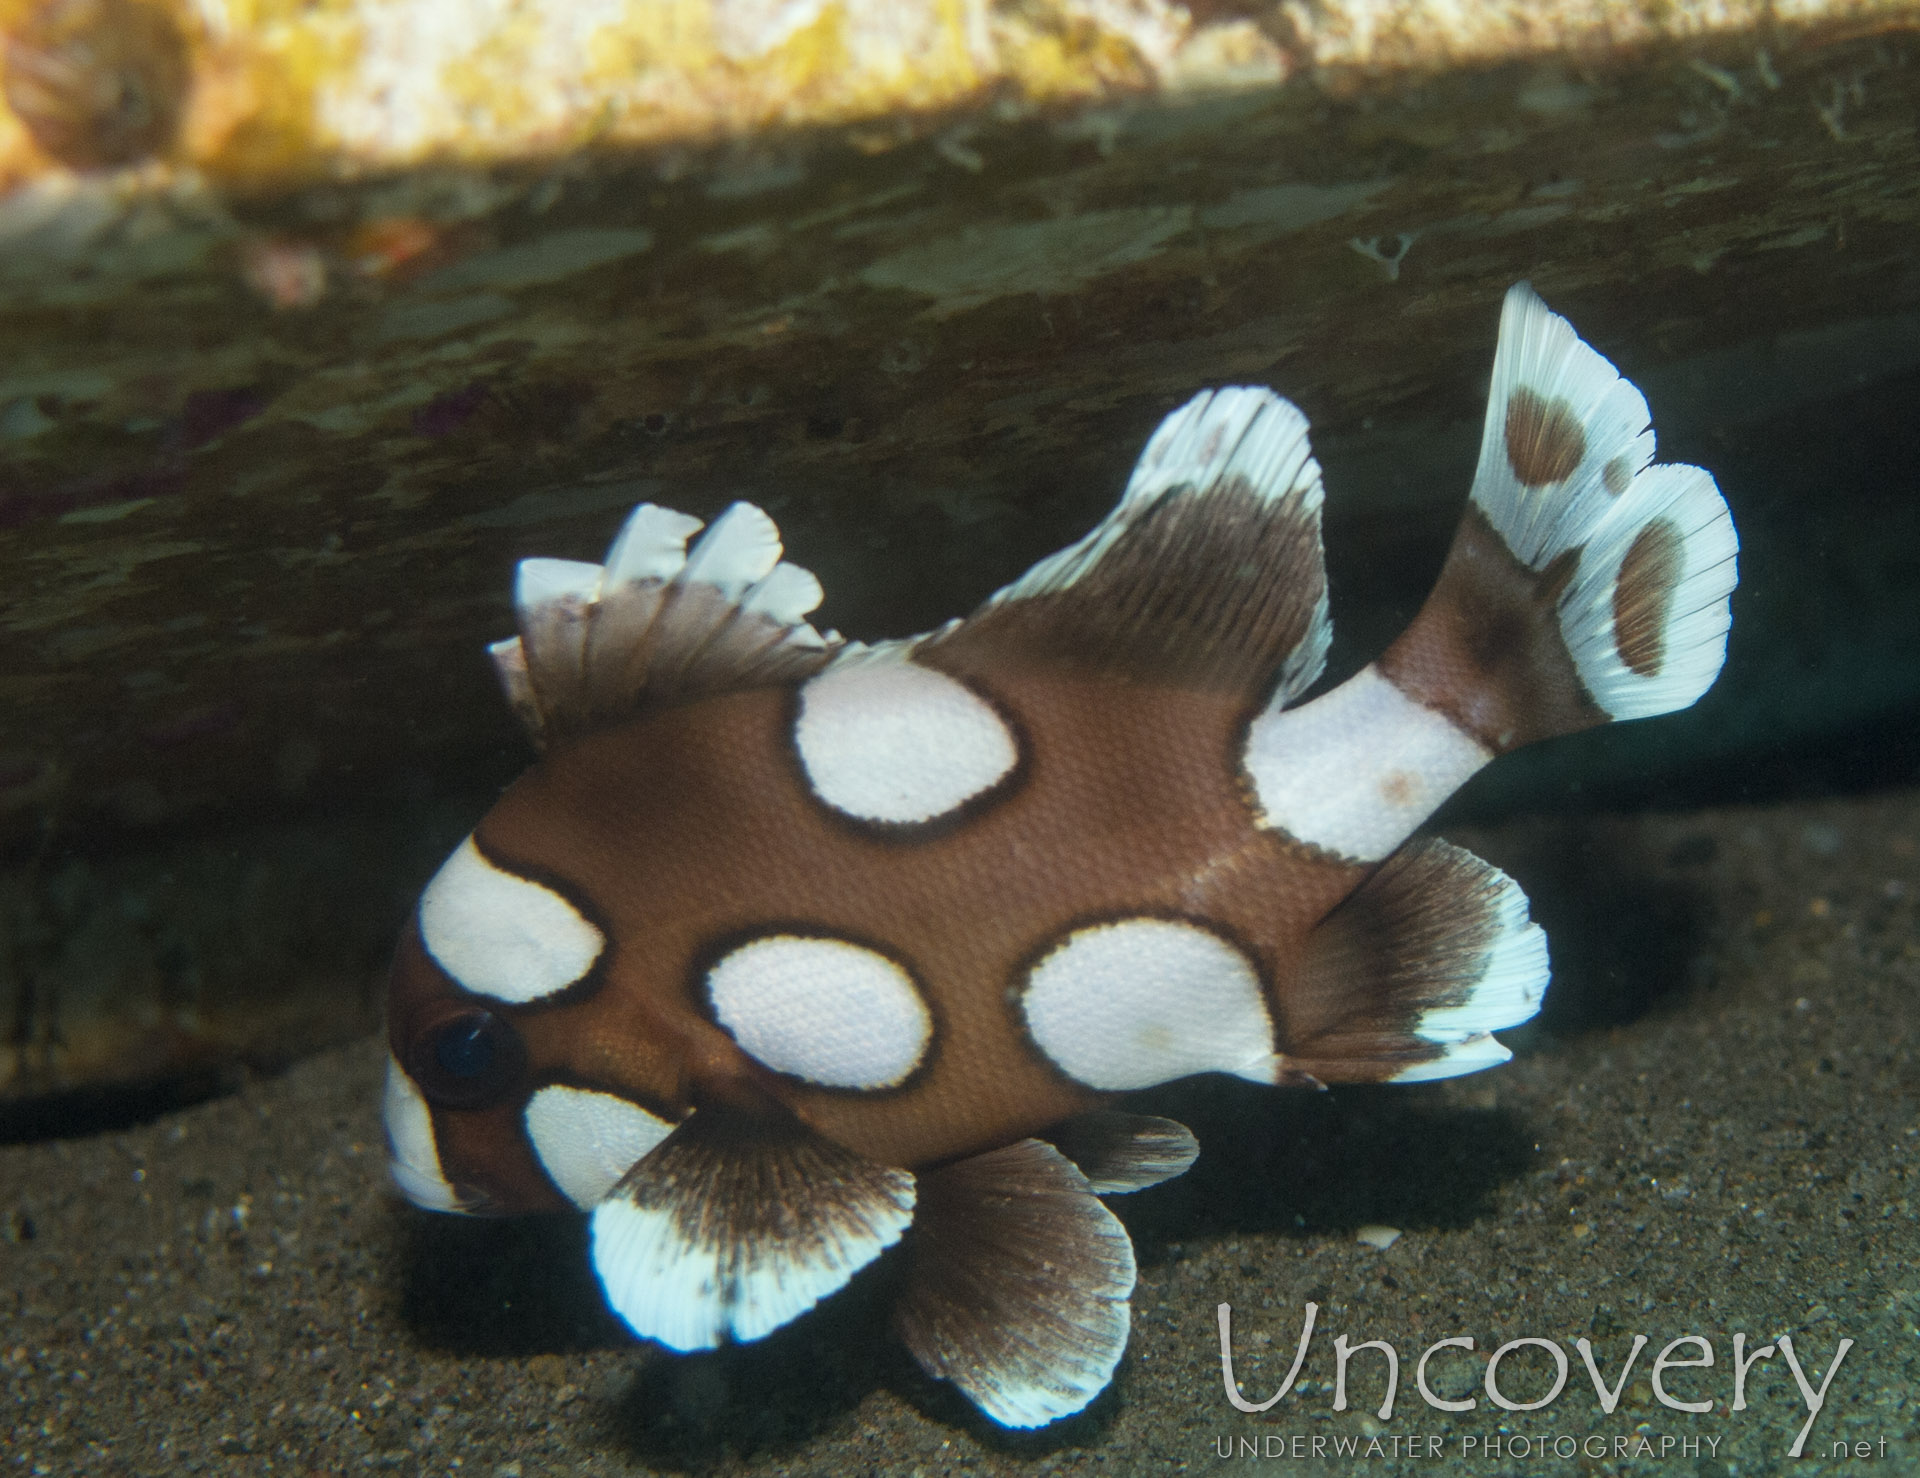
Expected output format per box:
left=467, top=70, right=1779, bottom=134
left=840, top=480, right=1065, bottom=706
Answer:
left=1380, top=282, right=1738, bottom=755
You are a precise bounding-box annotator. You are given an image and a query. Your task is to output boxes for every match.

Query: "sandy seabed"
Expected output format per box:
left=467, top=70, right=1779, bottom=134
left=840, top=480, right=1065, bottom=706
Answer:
left=4, top=791, right=1916, bottom=1477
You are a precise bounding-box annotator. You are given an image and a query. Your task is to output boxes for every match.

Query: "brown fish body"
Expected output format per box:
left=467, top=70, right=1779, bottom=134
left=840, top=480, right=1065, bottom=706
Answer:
left=405, top=651, right=1362, bottom=1197
left=382, top=284, right=1739, bottom=1428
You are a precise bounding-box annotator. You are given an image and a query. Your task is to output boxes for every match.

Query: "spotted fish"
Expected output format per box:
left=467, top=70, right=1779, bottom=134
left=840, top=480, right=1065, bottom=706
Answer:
left=383, top=283, right=1737, bottom=1426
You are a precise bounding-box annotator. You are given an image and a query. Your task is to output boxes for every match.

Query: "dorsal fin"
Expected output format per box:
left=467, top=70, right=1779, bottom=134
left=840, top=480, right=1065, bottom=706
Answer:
left=927, top=388, right=1331, bottom=704
left=489, top=501, right=842, bottom=748
left=1282, top=837, right=1549, bottom=1083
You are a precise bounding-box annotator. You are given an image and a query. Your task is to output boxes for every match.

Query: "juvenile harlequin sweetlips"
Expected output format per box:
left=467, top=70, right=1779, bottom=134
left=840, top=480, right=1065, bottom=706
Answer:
left=384, top=283, right=1738, bottom=1426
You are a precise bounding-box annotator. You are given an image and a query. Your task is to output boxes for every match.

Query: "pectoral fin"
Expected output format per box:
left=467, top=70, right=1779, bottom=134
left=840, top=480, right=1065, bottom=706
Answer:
left=589, top=1103, right=915, bottom=1351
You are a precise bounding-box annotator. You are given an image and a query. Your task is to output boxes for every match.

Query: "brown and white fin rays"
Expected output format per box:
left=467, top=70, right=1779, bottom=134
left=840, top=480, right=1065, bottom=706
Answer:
left=588, top=1102, right=915, bottom=1351
left=508, top=556, right=604, bottom=739
left=491, top=501, right=840, bottom=748
left=602, top=503, right=704, bottom=584
left=895, top=1138, right=1136, bottom=1428
left=931, top=387, right=1331, bottom=702
left=486, top=633, right=544, bottom=742
left=1468, top=282, right=1656, bottom=571
left=1048, top=1111, right=1200, bottom=1195
left=1458, top=283, right=1737, bottom=725
left=1282, top=837, right=1548, bottom=1084
left=1557, top=463, right=1737, bottom=720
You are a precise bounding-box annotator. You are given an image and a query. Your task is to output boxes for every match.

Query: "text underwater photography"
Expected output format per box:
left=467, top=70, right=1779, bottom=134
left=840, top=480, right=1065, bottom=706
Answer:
left=1205, top=1301, right=1887, bottom=1464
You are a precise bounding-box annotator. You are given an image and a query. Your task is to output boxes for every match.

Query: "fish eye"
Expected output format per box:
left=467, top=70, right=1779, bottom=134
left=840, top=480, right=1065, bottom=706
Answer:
left=406, top=1007, right=527, bottom=1110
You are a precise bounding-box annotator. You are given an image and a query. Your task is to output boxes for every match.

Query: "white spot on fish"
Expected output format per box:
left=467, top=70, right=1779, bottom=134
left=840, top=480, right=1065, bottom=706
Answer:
left=382, top=1054, right=464, bottom=1213
left=707, top=934, right=932, bottom=1089
left=524, top=1084, right=675, bottom=1209
left=1242, top=664, right=1489, bottom=862
left=418, top=836, right=603, bottom=1003
left=1020, top=918, right=1276, bottom=1090
left=794, top=655, right=1017, bottom=825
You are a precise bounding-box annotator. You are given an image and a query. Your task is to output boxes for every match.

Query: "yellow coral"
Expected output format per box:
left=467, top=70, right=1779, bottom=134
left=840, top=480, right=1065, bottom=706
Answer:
left=0, top=0, right=1913, bottom=186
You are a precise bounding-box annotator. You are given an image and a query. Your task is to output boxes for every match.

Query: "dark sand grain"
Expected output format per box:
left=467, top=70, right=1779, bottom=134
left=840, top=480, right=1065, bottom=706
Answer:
left=5, top=792, right=1916, bottom=1476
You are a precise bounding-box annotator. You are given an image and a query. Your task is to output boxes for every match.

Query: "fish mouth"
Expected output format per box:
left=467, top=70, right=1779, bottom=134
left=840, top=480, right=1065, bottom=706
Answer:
left=385, top=1152, right=474, bottom=1214
left=381, top=1052, right=479, bottom=1215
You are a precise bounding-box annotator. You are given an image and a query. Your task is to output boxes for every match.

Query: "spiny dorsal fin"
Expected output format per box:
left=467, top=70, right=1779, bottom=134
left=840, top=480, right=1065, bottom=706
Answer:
left=491, top=501, right=841, bottom=748
left=1048, top=1110, right=1199, bottom=1195
left=588, top=1102, right=915, bottom=1350
left=894, top=1138, right=1135, bottom=1428
left=1284, top=837, right=1548, bottom=1084
left=928, top=388, right=1331, bottom=703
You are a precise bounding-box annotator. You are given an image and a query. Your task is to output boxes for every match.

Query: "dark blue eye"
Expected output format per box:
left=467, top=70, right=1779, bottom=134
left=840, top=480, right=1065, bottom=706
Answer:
left=408, top=1007, right=525, bottom=1109
left=435, top=1017, right=496, bottom=1078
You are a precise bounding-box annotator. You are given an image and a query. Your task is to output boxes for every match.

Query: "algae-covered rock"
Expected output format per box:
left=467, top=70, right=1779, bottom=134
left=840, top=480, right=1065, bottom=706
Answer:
left=1, top=0, right=1917, bottom=1096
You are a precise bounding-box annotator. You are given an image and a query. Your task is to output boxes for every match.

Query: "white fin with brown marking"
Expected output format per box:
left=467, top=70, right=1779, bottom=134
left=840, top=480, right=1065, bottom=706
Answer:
left=1470, top=281, right=1658, bottom=570
left=1469, top=282, right=1738, bottom=723
left=588, top=1103, right=915, bottom=1350
left=1283, top=837, right=1548, bottom=1083
left=490, top=501, right=841, bottom=748
left=1246, top=284, right=1737, bottom=863
left=895, top=1138, right=1136, bottom=1428
left=1558, top=462, right=1737, bottom=720
left=931, top=387, right=1331, bottom=701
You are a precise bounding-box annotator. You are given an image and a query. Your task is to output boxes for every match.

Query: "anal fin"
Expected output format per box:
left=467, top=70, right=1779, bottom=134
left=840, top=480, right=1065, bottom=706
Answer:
left=589, top=1102, right=915, bottom=1350
left=1282, top=837, right=1548, bottom=1084
left=895, top=1139, right=1136, bottom=1428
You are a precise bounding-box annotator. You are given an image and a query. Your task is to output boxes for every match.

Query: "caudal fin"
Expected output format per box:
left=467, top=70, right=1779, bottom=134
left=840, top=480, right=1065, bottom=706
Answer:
left=1379, top=282, right=1738, bottom=753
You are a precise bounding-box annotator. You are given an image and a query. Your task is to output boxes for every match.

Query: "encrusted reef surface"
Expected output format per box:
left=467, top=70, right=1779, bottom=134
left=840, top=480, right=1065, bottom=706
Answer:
left=3, top=792, right=1915, bottom=1473
left=2, top=9, right=1918, bottom=1087
left=3, top=3, right=1918, bottom=852
left=2, top=0, right=1913, bottom=187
